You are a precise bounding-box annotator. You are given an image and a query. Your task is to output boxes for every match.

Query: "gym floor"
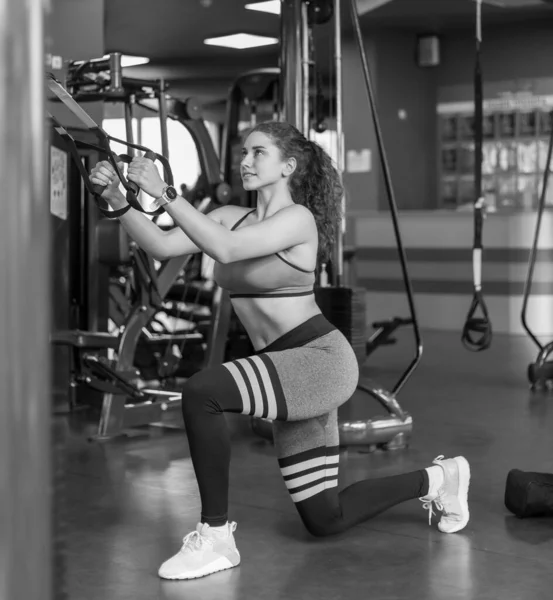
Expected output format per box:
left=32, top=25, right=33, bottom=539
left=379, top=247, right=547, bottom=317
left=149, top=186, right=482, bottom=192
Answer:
left=59, top=329, right=553, bottom=600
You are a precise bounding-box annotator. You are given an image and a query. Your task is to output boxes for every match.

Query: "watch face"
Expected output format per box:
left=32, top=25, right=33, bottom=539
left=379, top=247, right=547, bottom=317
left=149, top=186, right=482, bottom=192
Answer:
left=166, top=186, right=178, bottom=200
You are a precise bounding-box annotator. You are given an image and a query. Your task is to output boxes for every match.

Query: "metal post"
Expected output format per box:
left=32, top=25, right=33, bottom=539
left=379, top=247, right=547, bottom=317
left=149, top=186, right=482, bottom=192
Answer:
left=1, top=1, right=51, bottom=600
left=279, top=0, right=303, bottom=128
left=124, top=94, right=136, bottom=156
left=158, top=79, right=170, bottom=159
left=108, top=52, right=123, bottom=94
left=333, top=0, right=345, bottom=286
left=300, top=0, right=310, bottom=136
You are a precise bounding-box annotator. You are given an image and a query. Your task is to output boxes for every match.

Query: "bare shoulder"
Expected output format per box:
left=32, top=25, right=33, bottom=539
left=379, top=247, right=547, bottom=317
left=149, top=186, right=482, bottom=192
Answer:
left=278, top=203, right=316, bottom=227
left=207, top=204, right=252, bottom=229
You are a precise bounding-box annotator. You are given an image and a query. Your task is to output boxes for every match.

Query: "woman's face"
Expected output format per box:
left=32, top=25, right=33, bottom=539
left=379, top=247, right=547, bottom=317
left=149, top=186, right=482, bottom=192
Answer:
left=240, top=131, right=289, bottom=191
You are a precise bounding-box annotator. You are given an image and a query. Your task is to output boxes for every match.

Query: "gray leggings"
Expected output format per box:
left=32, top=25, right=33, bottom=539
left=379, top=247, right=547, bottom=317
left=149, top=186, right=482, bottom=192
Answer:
left=181, top=315, right=429, bottom=535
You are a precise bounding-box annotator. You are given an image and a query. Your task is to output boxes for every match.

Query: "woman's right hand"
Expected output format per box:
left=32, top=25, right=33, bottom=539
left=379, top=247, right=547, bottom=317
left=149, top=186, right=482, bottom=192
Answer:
left=90, top=160, right=125, bottom=199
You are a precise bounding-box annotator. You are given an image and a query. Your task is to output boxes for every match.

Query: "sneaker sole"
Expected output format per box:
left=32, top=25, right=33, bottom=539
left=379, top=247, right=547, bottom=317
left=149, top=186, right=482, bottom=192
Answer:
left=438, top=456, right=471, bottom=534
left=159, top=555, right=240, bottom=580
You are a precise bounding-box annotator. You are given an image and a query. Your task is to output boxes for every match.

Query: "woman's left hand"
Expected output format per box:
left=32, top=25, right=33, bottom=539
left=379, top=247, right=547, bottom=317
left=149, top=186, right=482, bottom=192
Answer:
left=127, top=155, right=166, bottom=198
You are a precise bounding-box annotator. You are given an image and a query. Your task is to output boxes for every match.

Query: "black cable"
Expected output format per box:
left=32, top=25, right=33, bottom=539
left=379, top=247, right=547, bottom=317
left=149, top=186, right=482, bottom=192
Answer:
left=461, top=0, right=493, bottom=352
left=349, top=0, right=422, bottom=394
left=521, top=115, right=553, bottom=352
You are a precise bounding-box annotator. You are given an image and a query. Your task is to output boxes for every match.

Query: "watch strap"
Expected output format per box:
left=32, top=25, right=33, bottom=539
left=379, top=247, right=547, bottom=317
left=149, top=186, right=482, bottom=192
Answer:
left=149, top=185, right=173, bottom=211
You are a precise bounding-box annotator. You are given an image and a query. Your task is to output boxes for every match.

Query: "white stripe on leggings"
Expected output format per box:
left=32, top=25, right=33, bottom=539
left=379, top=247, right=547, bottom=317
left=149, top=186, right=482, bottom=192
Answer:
left=222, top=361, right=251, bottom=415
left=249, top=355, right=278, bottom=420
left=289, top=478, right=339, bottom=503
left=235, top=358, right=264, bottom=417
left=280, top=453, right=339, bottom=477
left=284, top=467, right=339, bottom=491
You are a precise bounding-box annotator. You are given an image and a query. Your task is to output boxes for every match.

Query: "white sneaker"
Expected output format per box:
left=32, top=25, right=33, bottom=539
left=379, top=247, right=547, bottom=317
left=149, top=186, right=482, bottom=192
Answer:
left=420, top=455, right=471, bottom=533
left=158, top=521, right=241, bottom=580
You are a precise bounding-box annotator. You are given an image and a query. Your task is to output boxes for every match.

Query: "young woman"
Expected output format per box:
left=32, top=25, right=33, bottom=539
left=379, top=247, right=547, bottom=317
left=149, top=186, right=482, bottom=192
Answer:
left=90, top=121, right=471, bottom=581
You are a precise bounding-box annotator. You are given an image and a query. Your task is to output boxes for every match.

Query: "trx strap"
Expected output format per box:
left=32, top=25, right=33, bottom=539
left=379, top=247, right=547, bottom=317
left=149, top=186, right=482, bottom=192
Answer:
left=47, top=73, right=174, bottom=219
left=461, top=0, right=492, bottom=352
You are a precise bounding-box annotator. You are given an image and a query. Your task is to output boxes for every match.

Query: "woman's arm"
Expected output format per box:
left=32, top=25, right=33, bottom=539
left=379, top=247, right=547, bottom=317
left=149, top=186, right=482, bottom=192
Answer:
left=105, top=190, right=206, bottom=260
left=164, top=199, right=315, bottom=263
left=127, top=157, right=317, bottom=264
left=91, top=160, right=223, bottom=261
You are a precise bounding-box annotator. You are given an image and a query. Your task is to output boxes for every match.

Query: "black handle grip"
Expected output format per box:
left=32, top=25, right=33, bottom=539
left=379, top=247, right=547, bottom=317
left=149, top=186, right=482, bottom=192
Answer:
left=92, top=183, right=107, bottom=195
left=92, top=154, right=129, bottom=197
left=126, top=151, right=156, bottom=194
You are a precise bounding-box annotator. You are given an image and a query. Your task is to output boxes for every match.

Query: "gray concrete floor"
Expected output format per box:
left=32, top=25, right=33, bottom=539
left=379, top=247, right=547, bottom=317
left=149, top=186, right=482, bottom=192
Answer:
left=58, top=330, right=553, bottom=600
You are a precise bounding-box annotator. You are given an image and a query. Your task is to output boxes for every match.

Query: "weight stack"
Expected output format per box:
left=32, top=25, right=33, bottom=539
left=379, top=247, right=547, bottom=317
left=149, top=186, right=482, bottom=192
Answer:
left=315, top=286, right=367, bottom=365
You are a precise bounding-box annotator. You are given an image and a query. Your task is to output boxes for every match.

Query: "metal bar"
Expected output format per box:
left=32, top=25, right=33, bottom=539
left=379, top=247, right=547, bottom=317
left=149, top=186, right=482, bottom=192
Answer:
left=158, top=79, right=170, bottom=159
left=108, top=52, right=123, bottom=94
left=124, top=95, right=135, bottom=156
left=301, top=0, right=310, bottom=136
left=334, top=0, right=345, bottom=287
left=47, top=75, right=102, bottom=130
left=280, top=0, right=303, bottom=128
left=1, top=2, right=51, bottom=600
left=138, top=97, right=223, bottom=188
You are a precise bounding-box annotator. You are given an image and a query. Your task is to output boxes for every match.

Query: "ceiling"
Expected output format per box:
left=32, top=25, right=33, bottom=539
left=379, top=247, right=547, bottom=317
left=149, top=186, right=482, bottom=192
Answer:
left=106, top=0, right=553, bottom=106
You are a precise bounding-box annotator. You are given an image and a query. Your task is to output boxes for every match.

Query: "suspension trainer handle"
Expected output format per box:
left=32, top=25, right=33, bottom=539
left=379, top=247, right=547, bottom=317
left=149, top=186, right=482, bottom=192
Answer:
left=105, top=135, right=176, bottom=216
left=72, top=136, right=159, bottom=216
left=90, top=151, right=157, bottom=198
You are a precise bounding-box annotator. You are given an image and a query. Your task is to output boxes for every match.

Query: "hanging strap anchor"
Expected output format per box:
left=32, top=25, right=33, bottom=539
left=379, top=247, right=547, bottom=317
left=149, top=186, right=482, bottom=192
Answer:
left=461, top=0, right=492, bottom=352
left=47, top=73, right=174, bottom=219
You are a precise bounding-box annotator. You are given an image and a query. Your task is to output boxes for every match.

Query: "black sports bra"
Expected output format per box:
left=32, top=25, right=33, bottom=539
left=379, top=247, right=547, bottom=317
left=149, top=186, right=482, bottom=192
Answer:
left=212, top=209, right=316, bottom=299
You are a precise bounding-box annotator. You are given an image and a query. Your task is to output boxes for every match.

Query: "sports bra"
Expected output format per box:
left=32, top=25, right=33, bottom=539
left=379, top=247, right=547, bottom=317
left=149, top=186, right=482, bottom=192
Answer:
left=212, top=209, right=316, bottom=299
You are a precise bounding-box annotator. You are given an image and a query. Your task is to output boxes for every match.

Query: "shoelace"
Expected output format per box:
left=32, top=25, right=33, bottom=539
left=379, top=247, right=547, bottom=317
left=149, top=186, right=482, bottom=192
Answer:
left=181, top=531, right=213, bottom=554
left=421, top=496, right=445, bottom=525
left=421, top=455, right=446, bottom=525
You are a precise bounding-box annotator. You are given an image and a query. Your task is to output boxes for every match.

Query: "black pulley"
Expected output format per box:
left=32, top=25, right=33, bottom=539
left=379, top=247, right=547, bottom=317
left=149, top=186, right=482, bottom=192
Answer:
left=307, top=0, right=334, bottom=25
left=214, top=182, right=232, bottom=205
left=184, top=97, right=202, bottom=121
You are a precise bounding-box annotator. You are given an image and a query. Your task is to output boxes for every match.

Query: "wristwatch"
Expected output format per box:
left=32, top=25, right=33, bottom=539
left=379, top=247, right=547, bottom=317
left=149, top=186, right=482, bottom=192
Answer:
left=150, top=185, right=178, bottom=210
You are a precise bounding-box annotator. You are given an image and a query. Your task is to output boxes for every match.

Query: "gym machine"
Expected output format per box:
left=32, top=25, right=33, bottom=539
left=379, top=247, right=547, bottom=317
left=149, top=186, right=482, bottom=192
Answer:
left=246, top=0, right=421, bottom=450
left=521, top=104, right=553, bottom=391
left=48, top=55, right=234, bottom=438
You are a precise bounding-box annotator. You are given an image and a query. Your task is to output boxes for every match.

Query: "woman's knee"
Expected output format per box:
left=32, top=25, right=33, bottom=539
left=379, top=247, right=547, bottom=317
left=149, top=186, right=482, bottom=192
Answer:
left=295, top=499, right=344, bottom=537
left=299, top=512, right=342, bottom=537
left=181, top=370, right=222, bottom=420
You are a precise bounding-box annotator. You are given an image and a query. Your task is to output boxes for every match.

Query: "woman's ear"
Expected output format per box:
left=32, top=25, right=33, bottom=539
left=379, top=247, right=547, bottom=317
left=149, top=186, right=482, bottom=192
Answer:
left=282, top=156, right=297, bottom=177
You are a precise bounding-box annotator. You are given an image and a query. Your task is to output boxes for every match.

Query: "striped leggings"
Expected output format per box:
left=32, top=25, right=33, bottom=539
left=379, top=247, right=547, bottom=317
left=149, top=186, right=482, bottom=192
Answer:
left=181, top=315, right=429, bottom=536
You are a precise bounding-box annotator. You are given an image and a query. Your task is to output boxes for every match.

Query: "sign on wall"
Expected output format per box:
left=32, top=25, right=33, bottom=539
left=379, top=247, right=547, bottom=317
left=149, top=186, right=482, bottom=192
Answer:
left=50, top=145, right=68, bottom=220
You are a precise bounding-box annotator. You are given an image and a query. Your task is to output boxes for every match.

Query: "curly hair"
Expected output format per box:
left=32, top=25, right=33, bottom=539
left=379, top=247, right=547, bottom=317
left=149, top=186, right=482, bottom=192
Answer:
left=249, top=121, right=344, bottom=263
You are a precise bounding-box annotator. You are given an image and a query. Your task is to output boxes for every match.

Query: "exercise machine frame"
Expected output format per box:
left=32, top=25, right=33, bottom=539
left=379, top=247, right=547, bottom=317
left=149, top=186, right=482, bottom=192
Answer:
left=50, top=56, right=233, bottom=438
